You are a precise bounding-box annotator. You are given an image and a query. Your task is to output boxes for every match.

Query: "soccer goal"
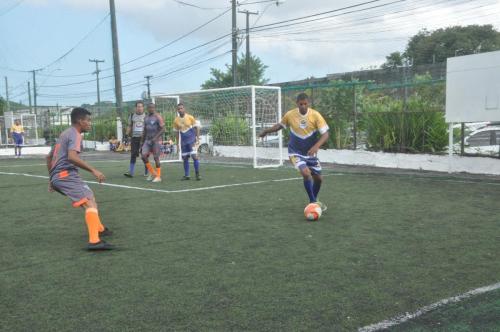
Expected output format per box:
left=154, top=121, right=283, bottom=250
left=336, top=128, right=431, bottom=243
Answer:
left=152, top=95, right=182, bottom=163
left=0, top=112, right=40, bottom=146
left=154, top=86, right=283, bottom=168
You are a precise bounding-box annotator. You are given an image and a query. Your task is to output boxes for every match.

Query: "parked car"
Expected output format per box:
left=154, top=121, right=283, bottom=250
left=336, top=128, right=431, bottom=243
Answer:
left=198, top=127, right=213, bottom=155
left=462, top=125, right=500, bottom=155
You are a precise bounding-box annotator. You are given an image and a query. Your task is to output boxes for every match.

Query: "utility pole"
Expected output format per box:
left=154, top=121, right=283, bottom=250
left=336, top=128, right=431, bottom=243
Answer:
left=27, top=81, right=32, bottom=113
left=89, top=59, right=105, bottom=112
left=110, top=0, right=123, bottom=118
left=32, top=70, right=37, bottom=116
left=145, top=75, right=153, bottom=100
left=4, top=77, right=9, bottom=113
left=232, top=0, right=238, bottom=86
left=238, top=9, right=258, bottom=85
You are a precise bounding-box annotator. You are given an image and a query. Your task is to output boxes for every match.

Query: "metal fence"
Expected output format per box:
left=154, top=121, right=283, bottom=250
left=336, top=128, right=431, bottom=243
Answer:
left=281, top=77, right=499, bottom=158
left=1, top=62, right=499, bottom=158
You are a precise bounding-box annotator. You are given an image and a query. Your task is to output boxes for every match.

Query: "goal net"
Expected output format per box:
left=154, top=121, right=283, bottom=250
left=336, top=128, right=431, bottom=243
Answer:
left=152, top=95, right=182, bottom=163
left=0, top=113, right=40, bottom=146
left=153, top=86, right=283, bottom=168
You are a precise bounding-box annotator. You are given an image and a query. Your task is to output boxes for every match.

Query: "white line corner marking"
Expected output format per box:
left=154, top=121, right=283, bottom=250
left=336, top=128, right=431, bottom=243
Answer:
left=0, top=171, right=337, bottom=194
left=358, top=281, right=500, bottom=332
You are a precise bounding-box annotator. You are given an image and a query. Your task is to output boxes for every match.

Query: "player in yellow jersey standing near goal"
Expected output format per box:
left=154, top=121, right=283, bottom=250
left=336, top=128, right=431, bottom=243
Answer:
left=173, top=102, right=202, bottom=181
left=259, top=93, right=329, bottom=211
left=10, top=119, right=24, bottom=158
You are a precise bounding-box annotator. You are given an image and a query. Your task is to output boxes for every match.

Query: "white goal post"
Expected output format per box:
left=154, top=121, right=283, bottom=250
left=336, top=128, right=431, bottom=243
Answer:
left=151, top=95, right=182, bottom=163
left=153, top=85, right=283, bottom=168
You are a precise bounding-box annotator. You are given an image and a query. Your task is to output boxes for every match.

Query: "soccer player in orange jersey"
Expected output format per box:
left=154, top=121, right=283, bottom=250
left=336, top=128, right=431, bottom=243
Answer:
left=46, top=107, right=113, bottom=250
left=141, top=103, right=165, bottom=183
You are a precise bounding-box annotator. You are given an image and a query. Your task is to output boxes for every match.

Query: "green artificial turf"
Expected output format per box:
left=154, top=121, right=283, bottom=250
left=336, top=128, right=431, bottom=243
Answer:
left=0, top=158, right=499, bottom=331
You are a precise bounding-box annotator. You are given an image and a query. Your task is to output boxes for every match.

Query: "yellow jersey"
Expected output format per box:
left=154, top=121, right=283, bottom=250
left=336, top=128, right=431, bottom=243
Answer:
left=10, top=124, right=24, bottom=134
left=280, top=108, right=329, bottom=156
left=173, top=114, right=200, bottom=145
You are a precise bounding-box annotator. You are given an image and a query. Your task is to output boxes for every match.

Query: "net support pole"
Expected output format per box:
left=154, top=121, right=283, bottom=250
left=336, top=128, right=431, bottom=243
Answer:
left=278, top=87, right=283, bottom=166
left=251, top=86, right=257, bottom=168
left=448, top=122, right=453, bottom=173
left=34, top=114, right=38, bottom=144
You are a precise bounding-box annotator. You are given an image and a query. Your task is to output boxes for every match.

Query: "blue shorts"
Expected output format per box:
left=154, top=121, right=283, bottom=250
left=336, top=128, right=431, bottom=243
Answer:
left=289, top=154, right=322, bottom=175
left=12, top=133, right=23, bottom=146
left=181, top=142, right=198, bottom=157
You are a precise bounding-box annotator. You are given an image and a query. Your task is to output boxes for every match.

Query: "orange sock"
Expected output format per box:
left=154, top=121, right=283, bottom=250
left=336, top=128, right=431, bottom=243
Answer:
left=156, top=167, right=161, bottom=177
left=97, top=219, right=105, bottom=232
left=145, top=162, right=157, bottom=176
left=85, top=208, right=101, bottom=244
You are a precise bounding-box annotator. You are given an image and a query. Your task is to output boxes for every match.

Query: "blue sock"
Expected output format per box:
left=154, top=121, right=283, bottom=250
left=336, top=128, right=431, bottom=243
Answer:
left=194, top=159, right=200, bottom=174
left=313, top=180, right=321, bottom=199
left=129, top=162, right=136, bottom=175
left=303, top=178, right=316, bottom=203
left=183, top=158, right=190, bottom=176
left=144, top=165, right=148, bottom=175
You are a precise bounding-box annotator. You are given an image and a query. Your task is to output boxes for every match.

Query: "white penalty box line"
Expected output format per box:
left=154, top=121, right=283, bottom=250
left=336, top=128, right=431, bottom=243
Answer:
left=358, top=281, right=500, bottom=332
left=0, top=171, right=337, bottom=194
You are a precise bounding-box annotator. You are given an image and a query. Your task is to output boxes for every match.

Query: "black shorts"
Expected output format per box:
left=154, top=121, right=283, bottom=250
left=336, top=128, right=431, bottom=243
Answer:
left=131, top=137, right=142, bottom=157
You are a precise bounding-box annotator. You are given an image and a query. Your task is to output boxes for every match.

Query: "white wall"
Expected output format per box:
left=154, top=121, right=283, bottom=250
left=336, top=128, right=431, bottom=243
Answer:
left=214, top=146, right=500, bottom=175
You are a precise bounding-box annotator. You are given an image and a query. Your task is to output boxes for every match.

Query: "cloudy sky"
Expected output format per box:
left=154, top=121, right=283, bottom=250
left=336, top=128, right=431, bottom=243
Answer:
left=1, top=0, right=499, bottom=106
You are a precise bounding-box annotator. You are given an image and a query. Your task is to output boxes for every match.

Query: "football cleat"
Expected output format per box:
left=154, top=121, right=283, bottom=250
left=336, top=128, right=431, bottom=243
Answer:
left=152, top=177, right=162, bottom=183
left=123, top=172, right=133, bottom=178
left=146, top=174, right=154, bottom=181
left=99, top=227, right=113, bottom=237
left=195, top=174, right=201, bottom=181
left=87, top=241, right=114, bottom=251
left=182, top=176, right=190, bottom=181
left=316, top=201, right=328, bottom=212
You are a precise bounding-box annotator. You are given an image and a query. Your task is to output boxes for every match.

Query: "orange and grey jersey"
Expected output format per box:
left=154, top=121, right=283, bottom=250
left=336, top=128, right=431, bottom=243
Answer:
left=280, top=108, right=329, bottom=157
left=173, top=113, right=200, bottom=145
left=144, top=113, right=165, bottom=141
left=49, top=127, right=83, bottom=179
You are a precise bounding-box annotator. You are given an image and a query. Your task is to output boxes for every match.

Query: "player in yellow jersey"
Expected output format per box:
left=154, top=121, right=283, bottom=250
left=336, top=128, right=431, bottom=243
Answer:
left=173, top=103, right=201, bottom=180
left=10, top=119, right=24, bottom=158
left=259, top=93, right=329, bottom=211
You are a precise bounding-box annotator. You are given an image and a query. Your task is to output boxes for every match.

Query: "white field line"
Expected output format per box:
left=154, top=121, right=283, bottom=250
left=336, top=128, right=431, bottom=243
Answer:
left=0, top=171, right=337, bottom=194
left=1, top=163, right=499, bottom=185
left=358, top=282, right=500, bottom=332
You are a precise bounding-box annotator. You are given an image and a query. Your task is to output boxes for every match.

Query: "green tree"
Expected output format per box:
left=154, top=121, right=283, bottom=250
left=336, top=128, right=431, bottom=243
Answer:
left=201, top=54, right=269, bottom=89
left=381, top=51, right=405, bottom=69
left=404, top=25, right=500, bottom=65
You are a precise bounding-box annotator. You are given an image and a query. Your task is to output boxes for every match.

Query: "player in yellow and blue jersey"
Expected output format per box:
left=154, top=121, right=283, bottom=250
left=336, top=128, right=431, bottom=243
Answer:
left=259, top=93, right=329, bottom=210
left=173, top=103, right=201, bottom=180
left=10, top=119, right=24, bottom=158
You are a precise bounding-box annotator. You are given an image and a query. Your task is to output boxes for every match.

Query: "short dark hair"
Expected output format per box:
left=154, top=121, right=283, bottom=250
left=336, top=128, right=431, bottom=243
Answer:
left=71, top=107, right=91, bottom=124
left=177, top=102, right=184, bottom=107
left=296, top=93, right=309, bottom=102
left=135, top=100, right=144, bottom=107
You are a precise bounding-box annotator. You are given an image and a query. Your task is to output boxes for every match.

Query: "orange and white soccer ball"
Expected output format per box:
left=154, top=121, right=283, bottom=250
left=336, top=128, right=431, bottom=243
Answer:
left=304, top=203, right=322, bottom=221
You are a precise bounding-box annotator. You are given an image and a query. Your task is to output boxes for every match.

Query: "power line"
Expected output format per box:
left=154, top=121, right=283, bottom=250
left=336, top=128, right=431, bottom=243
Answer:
left=171, top=0, right=230, bottom=10
left=251, top=0, right=495, bottom=39
left=37, top=14, right=110, bottom=71
left=105, top=7, right=232, bottom=70
left=0, top=0, right=25, bottom=17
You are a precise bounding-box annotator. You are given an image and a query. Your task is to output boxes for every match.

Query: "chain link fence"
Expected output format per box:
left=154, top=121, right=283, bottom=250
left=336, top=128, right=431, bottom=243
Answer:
left=1, top=62, right=498, bottom=158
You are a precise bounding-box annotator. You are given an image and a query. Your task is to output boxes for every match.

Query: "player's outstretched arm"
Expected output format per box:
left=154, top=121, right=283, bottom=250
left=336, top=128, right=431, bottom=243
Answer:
left=307, top=131, right=330, bottom=156
left=45, top=151, right=53, bottom=173
left=68, top=150, right=105, bottom=183
left=259, top=123, right=283, bottom=138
